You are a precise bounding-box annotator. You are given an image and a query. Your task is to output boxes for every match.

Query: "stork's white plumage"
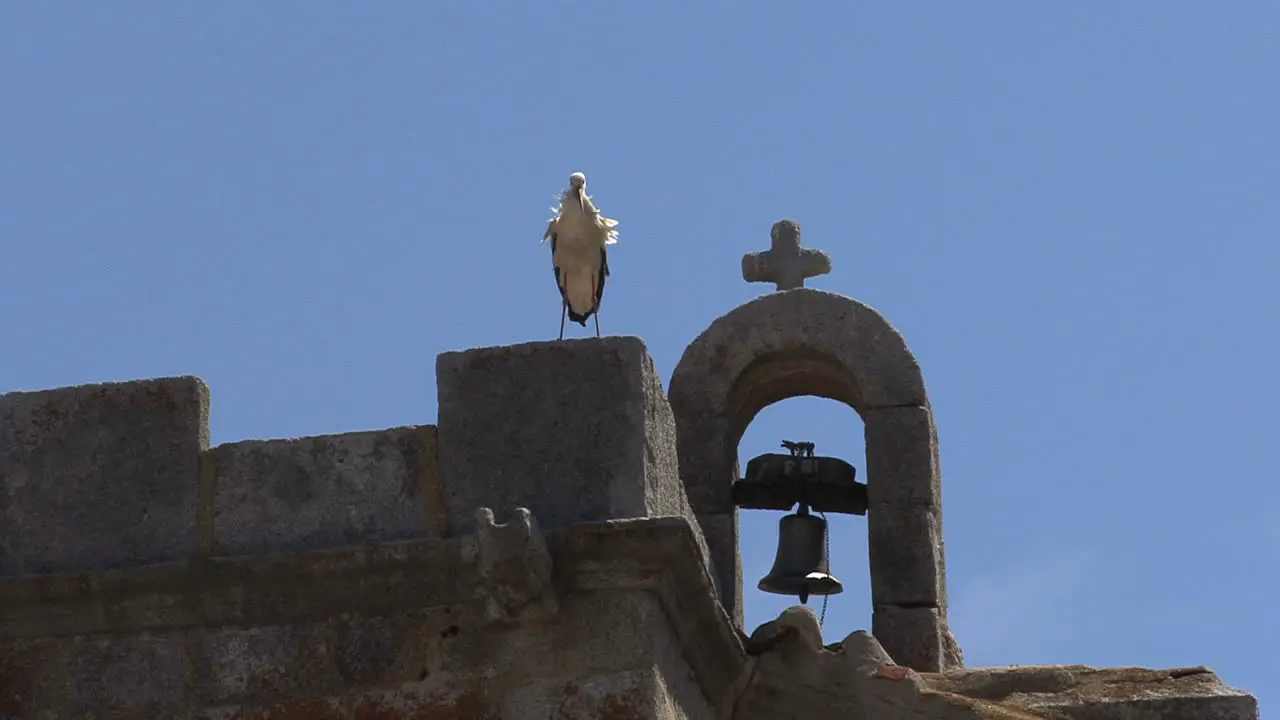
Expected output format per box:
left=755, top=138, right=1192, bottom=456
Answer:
left=540, top=172, right=619, bottom=340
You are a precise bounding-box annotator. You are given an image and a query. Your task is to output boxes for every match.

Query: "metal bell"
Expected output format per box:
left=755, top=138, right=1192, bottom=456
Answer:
left=757, top=504, right=843, bottom=604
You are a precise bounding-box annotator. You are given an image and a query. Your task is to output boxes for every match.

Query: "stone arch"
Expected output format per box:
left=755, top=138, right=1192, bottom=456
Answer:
left=668, top=288, right=961, bottom=671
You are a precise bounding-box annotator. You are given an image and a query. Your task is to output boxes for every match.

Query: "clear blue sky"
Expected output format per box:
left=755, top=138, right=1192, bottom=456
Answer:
left=3, top=3, right=1276, bottom=711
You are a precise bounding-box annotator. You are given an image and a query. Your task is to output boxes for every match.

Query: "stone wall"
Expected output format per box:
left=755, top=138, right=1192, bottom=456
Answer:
left=1, top=337, right=704, bottom=575
left=0, top=513, right=739, bottom=718
left=0, top=376, right=446, bottom=576
left=0, top=337, right=721, bottom=718
left=0, top=337, right=1261, bottom=719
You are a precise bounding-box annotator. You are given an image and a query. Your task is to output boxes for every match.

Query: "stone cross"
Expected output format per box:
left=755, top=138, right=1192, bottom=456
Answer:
left=741, top=220, right=832, bottom=292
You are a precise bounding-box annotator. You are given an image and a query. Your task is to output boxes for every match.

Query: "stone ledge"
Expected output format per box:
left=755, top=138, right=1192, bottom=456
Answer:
left=0, top=514, right=737, bottom=719
left=0, top=514, right=743, bottom=715
left=0, top=537, right=470, bottom=639
left=924, top=664, right=1260, bottom=720
left=732, top=606, right=1259, bottom=720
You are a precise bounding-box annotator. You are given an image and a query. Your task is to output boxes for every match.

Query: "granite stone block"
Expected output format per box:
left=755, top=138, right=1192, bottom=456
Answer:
left=0, top=376, right=209, bottom=576
left=501, top=668, right=703, bottom=720
left=868, top=504, right=944, bottom=607
left=930, top=665, right=1259, bottom=718
left=863, top=405, right=941, bottom=507
left=208, top=426, right=439, bottom=556
left=872, top=605, right=945, bottom=673
left=696, top=511, right=741, bottom=625
left=0, top=638, right=67, bottom=718
left=67, top=633, right=188, bottom=713
left=191, top=613, right=430, bottom=707
left=436, top=337, right=696, bottom=537
left=192, top=623, right=333, bottom=705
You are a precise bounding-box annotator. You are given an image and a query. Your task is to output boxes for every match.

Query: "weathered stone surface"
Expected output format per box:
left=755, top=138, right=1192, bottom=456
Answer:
left=208, top=425, right=440, bottom=557
left=343, top=684, right=494, bottom=720
left=944, top=624, right=966, bottom=669
left=873, top=605, right=946, bottom=673
left=0, top=638, right=67, bottom=718
left=552, top=517, right=746, bottom=709
left=67, top=633, right=188, bottom=714
left=924, top=665, right=1260, bottom=720
left=466, top=507, right=557, bottom=624
left=193, top=623, right=331, bottom=705
left=869, top=504, right=945, bottom=607
left=0, top=516, right=745, bottom=718
left=734, top=607, right=1006, bottom=720
left=197, top=695, right=354, bottom=719
left=669, top=290, right=927, bottom=464
left=695, top=511, right=741, bottom=626
left=502, top=670, right=678, bottom=720
left=44, top=593, right=709, bottom=717
left=0, top=538, right=469, bottom=640
left=731, top=609, right=1263, bottom=720
left=864, top=404, right=941, bottom=507
left=190, top=612, right=437, bottom=708
left=436, top=337, right=700, bottom=542
left=840, top=629, right=895, bottom=674
left=425, top=590, right=715, bottom=718
left=496, top=605, right=715, bottom=719
left=746, top=605, right=824, bottom=655
left=741, top=219, right=832, bottom=292
left=201, top=667, right=707, bottom=720
left=0, top=376, right=209, bottom=576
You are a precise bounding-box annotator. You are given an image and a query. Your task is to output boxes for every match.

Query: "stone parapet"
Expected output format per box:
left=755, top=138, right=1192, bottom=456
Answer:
left=435, top=336, right=707, bottom=558
left=0, top=377, right=453, bottom=577
left=205, top=425, right=446, bottom=556
left=0, top=376, right=210, bottom=577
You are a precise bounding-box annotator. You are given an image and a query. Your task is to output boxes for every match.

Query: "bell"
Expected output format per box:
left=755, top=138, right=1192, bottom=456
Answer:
left=757, top=504, right=843, bottom=604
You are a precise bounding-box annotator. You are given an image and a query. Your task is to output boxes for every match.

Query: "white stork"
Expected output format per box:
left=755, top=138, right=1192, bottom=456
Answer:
left=541, top=172, right=619, bottom=340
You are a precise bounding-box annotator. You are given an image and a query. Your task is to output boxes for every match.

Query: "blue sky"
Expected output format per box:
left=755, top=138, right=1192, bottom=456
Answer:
left=3, top=2, right=1276, bottom=711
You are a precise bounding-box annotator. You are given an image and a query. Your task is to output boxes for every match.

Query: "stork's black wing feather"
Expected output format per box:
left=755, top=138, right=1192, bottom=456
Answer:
left=550, top=232, right=568, bottom=299
left=554, top=265, right=569, bottom=301
left=594, top=246, right=609, bottom=310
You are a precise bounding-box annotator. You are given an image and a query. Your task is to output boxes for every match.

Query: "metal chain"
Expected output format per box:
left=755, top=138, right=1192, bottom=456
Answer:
left=819, top=508, right=830, bottom=629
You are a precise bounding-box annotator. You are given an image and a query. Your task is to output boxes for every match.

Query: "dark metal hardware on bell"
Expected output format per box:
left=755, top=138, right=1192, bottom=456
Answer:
left=732, top=444, right=866, bottom=516
left=735, top=440, right=867, bottom=605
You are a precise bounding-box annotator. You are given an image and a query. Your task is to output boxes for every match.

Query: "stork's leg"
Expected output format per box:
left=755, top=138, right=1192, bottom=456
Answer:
left=559, top=300, right=567, bottom=341
left=590, top=275, right=601, bottom=338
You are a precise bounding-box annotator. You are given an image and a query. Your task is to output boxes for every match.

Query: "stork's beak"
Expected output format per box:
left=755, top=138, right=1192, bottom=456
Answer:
left=574, top=185, right=586, bottom=214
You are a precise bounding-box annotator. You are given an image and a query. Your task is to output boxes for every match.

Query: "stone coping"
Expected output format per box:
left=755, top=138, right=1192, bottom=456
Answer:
left=923, top=664, right=1259, bottom=719
left=731, top=605, right=1258, bottom=719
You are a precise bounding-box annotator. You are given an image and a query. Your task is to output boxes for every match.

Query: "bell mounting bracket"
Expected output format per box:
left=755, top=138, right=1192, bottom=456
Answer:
left=731, top=440, right=867, bottom=516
